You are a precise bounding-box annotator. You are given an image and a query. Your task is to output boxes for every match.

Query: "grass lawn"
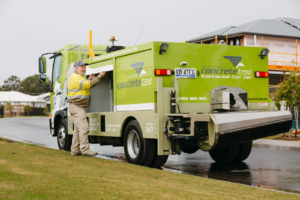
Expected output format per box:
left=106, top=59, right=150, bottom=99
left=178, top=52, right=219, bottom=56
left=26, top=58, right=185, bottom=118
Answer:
left=0, top=138, right=298, bottom=199
left=264, top=134, right=285, bottom=140
left=264, top=133, right=300, bottom=141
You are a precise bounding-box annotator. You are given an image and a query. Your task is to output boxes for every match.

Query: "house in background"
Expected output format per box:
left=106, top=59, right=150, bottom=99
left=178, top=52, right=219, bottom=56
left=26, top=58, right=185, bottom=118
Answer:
left=186, top=17, right=300, bottom=93
left=0, top=91, right=46, bottom=116
left=36, top=93, right=50, bottom=111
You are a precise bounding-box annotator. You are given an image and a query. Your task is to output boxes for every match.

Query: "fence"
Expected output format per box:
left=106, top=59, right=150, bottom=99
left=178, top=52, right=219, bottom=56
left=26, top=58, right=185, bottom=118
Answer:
left=28, top=107, right=44, bottom=116
left=2, top=106, right=45, bottom=117
left=0, top=106, right=4, bottom=116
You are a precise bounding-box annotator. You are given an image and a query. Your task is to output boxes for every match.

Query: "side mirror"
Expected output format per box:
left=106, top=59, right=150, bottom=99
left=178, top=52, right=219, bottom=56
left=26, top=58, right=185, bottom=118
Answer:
left=39, top=74, right=47, bottom=84
left=39, top=57, right=47, bottom=73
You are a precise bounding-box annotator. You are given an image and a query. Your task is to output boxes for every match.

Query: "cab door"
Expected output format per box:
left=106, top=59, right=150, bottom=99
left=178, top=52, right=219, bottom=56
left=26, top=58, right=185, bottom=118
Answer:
left=50, top=55, right=63, bottom=113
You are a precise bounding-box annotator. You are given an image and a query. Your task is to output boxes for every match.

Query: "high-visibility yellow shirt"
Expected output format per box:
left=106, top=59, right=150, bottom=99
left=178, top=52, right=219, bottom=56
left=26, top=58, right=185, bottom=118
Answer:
left=67, top=73, right=91, bottom=100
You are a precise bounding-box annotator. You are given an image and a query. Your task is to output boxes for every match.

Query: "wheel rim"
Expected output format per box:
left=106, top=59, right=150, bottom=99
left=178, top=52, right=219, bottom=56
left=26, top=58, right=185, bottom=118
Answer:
left=57, top=125, right=66, bottom=147
left=127, top=130, right=140, bottom=159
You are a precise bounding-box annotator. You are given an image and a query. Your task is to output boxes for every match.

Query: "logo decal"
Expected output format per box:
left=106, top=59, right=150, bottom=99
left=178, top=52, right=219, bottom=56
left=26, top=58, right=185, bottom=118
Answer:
left=236, top=63, right=245, bottom=68
left=223, top=56, right=242, bottom=67
left=131, top=62, right=144, bottom=77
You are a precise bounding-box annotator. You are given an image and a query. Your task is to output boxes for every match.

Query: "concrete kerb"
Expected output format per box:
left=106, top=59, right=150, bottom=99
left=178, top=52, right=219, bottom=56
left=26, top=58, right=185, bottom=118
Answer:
left=253, top=139, right=300, bottom=150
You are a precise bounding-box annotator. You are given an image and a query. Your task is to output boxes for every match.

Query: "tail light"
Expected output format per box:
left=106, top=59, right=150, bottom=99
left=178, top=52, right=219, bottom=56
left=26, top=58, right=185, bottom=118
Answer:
left=255, top=71, right=269, bottom=78
left=155, top=69, right=172, bottom=76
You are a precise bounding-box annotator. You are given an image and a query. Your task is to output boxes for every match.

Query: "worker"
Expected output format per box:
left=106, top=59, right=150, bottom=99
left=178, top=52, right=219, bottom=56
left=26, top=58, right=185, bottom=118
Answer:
left=67, top=60, right=105, bottom=156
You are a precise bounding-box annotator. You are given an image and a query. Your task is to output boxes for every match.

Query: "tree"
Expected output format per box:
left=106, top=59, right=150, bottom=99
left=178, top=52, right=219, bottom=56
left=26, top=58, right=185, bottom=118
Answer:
left=43, top=106, right=48, bottom=116
left=5, top=102, right=14, bottom=117
left=0, top=75, right=21, bottom=91
left=24, top=104, right=32, bottom=116
left=274, top=70, right=300, bottom=138
left=20, top=74, right=51, bottom=95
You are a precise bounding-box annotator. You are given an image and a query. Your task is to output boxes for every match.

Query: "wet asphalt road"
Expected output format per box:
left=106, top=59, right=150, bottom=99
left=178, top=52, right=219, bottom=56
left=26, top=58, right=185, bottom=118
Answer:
left=1, top=117, right=300, bottom=194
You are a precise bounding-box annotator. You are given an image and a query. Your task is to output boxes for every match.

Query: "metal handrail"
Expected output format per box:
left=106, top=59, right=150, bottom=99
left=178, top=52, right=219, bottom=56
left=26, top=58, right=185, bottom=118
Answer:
left=67, top=45, right=106, bottom=59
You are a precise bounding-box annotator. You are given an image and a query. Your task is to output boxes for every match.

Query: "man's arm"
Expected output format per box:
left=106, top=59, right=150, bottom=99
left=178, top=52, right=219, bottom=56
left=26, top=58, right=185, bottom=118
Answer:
left=88, top=73, right=95, bottom=80
left=89, top=72, right=106, bottom=88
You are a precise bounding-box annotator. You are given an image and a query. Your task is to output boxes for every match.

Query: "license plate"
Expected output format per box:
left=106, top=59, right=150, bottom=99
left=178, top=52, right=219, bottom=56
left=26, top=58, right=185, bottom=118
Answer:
left=175, top=68, right=196, bottom=78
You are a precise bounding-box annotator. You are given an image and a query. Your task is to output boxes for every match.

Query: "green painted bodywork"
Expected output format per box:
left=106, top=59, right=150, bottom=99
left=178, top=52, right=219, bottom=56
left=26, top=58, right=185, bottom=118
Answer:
left=85, top=42, right=269, bottom=109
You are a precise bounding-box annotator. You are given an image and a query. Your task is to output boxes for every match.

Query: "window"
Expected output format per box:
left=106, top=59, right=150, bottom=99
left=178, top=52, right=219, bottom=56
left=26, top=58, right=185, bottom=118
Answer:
left=52, top=55, right=63, bottom=83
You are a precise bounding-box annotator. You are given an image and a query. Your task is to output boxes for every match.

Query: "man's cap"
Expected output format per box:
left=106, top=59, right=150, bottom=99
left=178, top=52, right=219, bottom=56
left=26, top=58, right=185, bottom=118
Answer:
left=74, top=60, right=88, bottom=67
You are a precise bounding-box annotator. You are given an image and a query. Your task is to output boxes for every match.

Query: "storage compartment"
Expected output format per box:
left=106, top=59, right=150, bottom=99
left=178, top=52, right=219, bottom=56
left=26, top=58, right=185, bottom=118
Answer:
left=86, top=71, right=114, bottom=112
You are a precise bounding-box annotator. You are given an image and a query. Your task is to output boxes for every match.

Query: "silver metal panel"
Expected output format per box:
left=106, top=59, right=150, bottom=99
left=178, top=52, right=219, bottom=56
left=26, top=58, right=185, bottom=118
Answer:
left=213, top=111, right=292, bottom=134
left=213, top=91, right=229, bottom=110
left=211, top=86, right=248, bottom=111
left=87, top=71, right=114, bottom=113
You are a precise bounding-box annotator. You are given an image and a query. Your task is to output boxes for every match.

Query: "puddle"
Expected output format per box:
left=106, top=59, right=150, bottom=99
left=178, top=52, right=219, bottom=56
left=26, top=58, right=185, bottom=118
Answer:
left=251, top=183, right=300, bottom=195
left=231, top=168, right=281, bottom=172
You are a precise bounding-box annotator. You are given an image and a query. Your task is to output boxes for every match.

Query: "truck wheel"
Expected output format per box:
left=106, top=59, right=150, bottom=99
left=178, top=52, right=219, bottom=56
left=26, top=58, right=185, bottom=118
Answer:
left=150, top=141, right=169, bottom=168
left=124, top=120, right=145, bottom=165
left=209, top=144, right=240, bottom=163
left=151, top=155, right=169, bottom=168
left=57, top=118, right=72, bottom=151
left=141, top=139, right=156, bottom=166
left=233, top=141, right=252, bottom=162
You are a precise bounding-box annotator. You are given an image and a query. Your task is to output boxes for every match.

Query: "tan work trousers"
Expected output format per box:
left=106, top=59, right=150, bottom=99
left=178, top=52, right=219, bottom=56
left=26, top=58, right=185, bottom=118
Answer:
left=69, top=103, right=90, bottom=154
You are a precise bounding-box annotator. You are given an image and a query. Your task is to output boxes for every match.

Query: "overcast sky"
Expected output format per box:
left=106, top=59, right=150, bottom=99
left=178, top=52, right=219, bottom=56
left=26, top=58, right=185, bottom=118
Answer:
left=0, top=0, right=299, bottom=83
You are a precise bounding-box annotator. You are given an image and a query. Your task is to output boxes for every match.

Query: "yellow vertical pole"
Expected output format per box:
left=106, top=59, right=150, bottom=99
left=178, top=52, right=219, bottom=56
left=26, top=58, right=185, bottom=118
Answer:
left=89, top=30, right=95, bottom=58
left=226, top=34, right=228, bottom=45
left=215, top=36, right=217, bottom=45
left=262, top=37, right=264, bottom=47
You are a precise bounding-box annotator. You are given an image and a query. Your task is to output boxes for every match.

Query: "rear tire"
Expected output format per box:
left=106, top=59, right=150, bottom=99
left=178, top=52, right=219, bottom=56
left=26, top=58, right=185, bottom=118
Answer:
left=209, top=144, right=240, bottom=163
left=233, top=141, right=252, bottom=162
left=141, top=139, right=156, bottom=166
left=124, top=120, right=145, bottom=165
left=57, top=118, right=72, bottom=151
left=150, top=141, right=169, bottom=168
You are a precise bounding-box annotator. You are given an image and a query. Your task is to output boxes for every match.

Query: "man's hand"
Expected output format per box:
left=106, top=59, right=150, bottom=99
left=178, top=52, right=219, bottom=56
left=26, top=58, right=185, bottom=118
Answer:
left=89, top=73, right=95, bottom=80
left=100, top=71, right=106, bottom=77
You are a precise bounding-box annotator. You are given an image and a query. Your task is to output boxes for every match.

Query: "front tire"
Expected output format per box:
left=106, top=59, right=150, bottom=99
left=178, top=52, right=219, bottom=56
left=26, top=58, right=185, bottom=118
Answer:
left=209, top=144, right=240, bottom=163
left=57, top=118, right=72, bottom=151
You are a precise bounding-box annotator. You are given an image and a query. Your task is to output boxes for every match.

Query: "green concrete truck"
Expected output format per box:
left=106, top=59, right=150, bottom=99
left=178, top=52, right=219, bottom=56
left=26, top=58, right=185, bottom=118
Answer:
left=38, top=40, right=292, bottom=167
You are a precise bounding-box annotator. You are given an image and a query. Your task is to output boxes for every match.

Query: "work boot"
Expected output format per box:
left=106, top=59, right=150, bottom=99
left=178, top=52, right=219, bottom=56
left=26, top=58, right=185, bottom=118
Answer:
left=71, top=151, right=82, bottom=156
left=83, top=150, right=98, bottom=156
